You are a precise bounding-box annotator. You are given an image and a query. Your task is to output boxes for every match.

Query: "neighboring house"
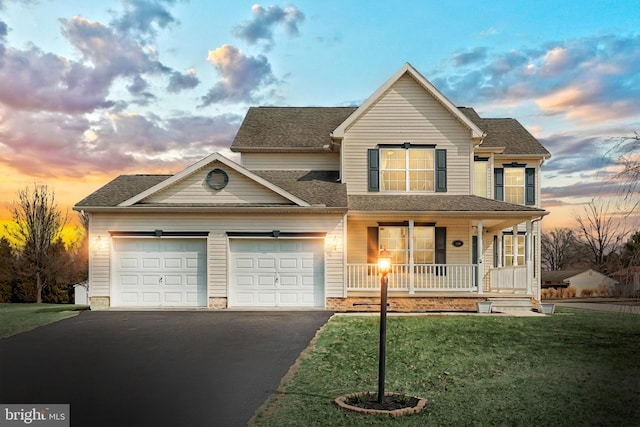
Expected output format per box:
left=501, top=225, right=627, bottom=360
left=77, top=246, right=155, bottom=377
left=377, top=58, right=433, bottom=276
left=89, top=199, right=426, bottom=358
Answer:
left=74, top=63, right=551, bottom=311
left=541, top=269, right=618, bottom=294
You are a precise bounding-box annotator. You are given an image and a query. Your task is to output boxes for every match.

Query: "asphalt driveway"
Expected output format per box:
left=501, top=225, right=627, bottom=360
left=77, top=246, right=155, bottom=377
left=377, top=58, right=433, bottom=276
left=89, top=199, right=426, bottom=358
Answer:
left=0, top=310, right=333, bottom=427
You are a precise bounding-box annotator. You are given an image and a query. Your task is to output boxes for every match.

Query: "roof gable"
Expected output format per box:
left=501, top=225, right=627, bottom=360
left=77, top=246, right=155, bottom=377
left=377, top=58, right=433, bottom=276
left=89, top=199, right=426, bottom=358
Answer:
left=119, top=153, right=310, bottom=207
left=332, top=63, right=484, bottom=140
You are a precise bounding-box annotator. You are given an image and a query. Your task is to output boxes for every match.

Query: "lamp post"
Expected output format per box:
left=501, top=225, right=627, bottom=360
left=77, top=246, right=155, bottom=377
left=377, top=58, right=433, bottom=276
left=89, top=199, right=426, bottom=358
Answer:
left=377, top=249, right=392, bottom=404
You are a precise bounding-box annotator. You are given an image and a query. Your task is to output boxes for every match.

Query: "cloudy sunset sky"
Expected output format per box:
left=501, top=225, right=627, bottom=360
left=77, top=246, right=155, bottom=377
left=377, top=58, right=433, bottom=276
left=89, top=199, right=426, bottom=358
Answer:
left=1, top=0, right=639, bottom=237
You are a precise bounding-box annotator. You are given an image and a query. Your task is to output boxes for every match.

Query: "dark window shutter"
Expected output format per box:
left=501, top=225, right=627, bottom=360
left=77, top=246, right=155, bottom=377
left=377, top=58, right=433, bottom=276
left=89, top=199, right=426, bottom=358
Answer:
left=367, top=227, right=379, bottom=264
left=525, top=168, right=535, bottom=205
left=435, top=149, right=447, bottom=192
left=435, top=227, right=446, bottom=264
left=494, top=168, right=504, bottom=201
left=367, top=149, right=379, bottom=192
left=493, top=235, right=499, bottom=267
left=435, top=227, right=446, bottom=275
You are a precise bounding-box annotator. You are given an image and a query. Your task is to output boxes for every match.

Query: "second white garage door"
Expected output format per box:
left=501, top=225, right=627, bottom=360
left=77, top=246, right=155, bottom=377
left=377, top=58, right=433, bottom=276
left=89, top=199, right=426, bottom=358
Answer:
left=229, top=239, right=324, bottom=307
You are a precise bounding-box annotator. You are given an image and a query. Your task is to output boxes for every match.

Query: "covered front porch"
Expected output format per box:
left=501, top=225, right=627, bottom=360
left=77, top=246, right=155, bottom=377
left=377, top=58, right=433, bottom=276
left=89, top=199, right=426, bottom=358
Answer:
left=344, top=210, right=544, bottom=300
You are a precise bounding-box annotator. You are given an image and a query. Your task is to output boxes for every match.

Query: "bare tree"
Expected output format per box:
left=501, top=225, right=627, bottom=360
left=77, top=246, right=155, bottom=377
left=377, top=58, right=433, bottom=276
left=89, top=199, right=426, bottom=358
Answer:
left=574, top=200, right=627, bottom=272
left=6, top=185, right=68, bottom=303
left=610, top=132, right=640, bottom=209
left=541, top=228, right=578, bottom=271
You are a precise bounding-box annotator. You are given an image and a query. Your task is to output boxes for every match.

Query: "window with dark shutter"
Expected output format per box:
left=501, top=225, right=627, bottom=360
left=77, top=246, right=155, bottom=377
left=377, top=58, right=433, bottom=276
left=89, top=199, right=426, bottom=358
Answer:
left=367, top=149, right=380, bottom=192
left=435, top=227, right=446, bottom=275
left=525, top=168, right=535, bottom=205
left=494, top=168, right=504, bottom=201
left=435, top=149, right=447, bottom=192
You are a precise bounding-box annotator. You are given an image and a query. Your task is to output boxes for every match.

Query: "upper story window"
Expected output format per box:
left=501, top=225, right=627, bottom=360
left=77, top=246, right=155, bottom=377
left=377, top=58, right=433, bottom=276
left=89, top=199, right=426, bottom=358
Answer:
left=368, top=144, right=447, bottom=193
left=504, top=168, right=525, bottom=204
left=473, top=157, right=489, bottom=198
left=494, top=163, right=535, bottom=205
left=380, top=148, right=434, bottom=191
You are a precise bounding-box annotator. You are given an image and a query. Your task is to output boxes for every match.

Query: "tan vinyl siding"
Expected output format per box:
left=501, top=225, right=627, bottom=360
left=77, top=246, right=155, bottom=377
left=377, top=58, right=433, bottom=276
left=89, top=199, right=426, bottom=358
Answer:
left=241, top=152, right=340, bottom=171
left=143, top=163, right=291, bottom=205
left=88, top=212, right=345, bottom=300
left=342, top=74, right=473, bottom=195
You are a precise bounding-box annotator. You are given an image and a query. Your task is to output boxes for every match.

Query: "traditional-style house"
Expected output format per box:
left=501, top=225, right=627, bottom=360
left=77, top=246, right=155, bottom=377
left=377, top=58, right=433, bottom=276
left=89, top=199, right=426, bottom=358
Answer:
left=74, top=63, right=550, bottom=311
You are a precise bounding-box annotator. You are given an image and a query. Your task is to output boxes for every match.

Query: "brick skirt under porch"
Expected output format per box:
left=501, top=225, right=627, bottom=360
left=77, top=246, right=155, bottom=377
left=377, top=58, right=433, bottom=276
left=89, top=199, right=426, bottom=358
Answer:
left=327, top=296, right=487, bottom=312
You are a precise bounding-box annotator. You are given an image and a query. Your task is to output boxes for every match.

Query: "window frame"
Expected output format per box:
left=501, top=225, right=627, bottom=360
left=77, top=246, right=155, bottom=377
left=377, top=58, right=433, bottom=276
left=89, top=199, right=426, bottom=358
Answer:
left=379, top=146, right=435, bottom=193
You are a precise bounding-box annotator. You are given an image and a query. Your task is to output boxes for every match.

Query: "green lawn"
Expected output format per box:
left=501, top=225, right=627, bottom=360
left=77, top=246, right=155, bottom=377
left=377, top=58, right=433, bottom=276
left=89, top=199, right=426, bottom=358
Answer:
left=252, top=309, right=640, bottom=426
left=0, top=303, right=89, bottom=339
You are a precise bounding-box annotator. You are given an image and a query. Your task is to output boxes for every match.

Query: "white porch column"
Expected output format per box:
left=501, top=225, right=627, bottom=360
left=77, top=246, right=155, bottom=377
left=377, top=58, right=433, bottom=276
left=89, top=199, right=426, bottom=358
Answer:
left=525, top=220, right=533, bottom=295
left=512, top=225, right=519, bottom=266
left=408, top=220, right=415, bottom=294
left=477, top=220, right=484, bottom=295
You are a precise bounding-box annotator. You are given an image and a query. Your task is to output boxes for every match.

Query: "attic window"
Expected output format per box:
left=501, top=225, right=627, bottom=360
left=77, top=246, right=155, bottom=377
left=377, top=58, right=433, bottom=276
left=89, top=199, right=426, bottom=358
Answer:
left=206, top=168, right=229, bottom=190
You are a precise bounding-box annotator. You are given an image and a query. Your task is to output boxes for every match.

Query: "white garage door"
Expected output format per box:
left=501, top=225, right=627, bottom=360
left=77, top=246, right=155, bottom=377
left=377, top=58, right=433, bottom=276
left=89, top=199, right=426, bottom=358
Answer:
left=229, top=239, right=324, bottom=307
left=113, top=238, right=207, bottom=307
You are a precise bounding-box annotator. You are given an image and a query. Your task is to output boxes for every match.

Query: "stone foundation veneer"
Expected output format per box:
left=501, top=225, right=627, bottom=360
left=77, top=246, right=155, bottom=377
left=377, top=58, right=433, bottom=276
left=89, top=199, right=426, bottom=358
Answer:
left=326, top=297, right=486, bottom=312
left=89, top=296, right=111, bottom=309
left=209, top=297, right=228, bottom=309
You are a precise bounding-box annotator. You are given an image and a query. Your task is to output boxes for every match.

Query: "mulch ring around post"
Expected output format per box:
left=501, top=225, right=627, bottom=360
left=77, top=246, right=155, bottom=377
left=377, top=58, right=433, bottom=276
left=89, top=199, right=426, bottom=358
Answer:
left=334, top=391, right=428, bottom=417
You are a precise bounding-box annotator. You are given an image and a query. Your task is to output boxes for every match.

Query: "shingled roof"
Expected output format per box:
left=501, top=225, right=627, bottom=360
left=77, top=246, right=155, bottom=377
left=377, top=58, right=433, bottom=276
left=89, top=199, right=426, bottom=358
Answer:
left=230, top=106, right=550, bottom=157
left=349, top=194, right=547, bottom=214
left=75, top=175, right=170, bottom=207
left=252, top=170, right=347, bottom=207
left=459, top=107, right=550, bottom=157
left=75, top=170, right=348, bottom=209
left=231, top=107, right=356, bottom=152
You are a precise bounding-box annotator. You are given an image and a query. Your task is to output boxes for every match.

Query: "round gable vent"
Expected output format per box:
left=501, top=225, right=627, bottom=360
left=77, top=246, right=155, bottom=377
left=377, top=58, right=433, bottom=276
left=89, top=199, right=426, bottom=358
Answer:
left=206, top=168, right=229, bottom=190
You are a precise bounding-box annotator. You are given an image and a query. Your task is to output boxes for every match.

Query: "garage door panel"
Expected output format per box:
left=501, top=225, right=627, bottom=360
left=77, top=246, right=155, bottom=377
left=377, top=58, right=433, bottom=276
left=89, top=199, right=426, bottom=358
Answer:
left=113, top=238, right=207, bottom=307
left=142, top=258, right=161, bottom=269
left=235, top=275, right=255, bottom=286
left=258, top=275, right=276, bottom=286
left=164, top=275, right=182, bottom=286
left=235, top=258, right=254, bottom=269
left=163, top=292, right=182, bottom=303
left=185, top=257, right=200, bottom=269
left=229, top=239, right=324, bottom=308
left=142, top=293, right=161, bottom=303
left=279, top=275, right=299, bottom=287
left=164, top=258, right=181, bottom=269
left=120, top=275, right=139, bottom=286
left=256, top=292, right=277, bottom=305
left=258, top=258, right=275, bottom=269
left=279, top=258, right=298, bottom=269
left=120, top=258, right=138, bottom=269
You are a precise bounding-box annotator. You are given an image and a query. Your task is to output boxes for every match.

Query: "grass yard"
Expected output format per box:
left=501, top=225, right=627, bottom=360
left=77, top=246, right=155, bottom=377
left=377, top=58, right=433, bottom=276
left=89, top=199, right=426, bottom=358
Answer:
left=252, top=309, right=640, bottom=426
left=0, top=303, right=89, bottom=339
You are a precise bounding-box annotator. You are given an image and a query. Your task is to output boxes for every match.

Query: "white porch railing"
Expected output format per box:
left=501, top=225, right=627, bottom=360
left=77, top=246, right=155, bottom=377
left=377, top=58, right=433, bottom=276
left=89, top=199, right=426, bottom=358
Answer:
left=488, top=265, right=528, bottom=292
left=346, top=264, right=477, bottom=292
left=347, top=263, right=530, bottom=294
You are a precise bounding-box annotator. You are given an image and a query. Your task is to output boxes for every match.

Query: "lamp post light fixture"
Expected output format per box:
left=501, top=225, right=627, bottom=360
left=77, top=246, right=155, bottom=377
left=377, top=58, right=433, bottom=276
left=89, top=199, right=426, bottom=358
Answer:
left=377, top=249, right=392, bottom=404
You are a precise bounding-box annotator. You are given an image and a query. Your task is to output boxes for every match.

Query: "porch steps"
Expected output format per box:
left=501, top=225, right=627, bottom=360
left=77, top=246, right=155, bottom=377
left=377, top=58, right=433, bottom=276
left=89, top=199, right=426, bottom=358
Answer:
left=487, top=298, right=533, bottom=313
